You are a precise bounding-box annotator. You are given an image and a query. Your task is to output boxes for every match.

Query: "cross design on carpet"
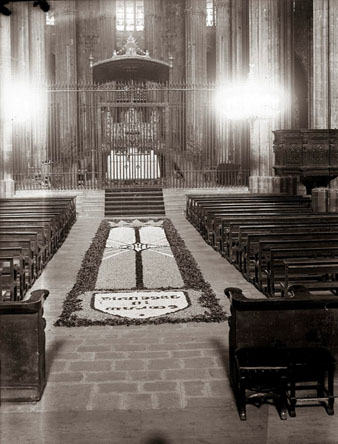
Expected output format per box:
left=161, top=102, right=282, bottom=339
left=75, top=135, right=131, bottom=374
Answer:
left=55, top=219, right=227, bottom=326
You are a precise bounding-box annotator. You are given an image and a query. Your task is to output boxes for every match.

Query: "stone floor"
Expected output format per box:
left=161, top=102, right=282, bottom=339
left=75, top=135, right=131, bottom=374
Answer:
left=1, top=206, right=338, bottom=444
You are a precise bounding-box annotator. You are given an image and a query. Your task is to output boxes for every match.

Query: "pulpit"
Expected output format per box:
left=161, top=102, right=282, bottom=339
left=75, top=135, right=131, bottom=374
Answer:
left=273, top=129, right=338, bottom=194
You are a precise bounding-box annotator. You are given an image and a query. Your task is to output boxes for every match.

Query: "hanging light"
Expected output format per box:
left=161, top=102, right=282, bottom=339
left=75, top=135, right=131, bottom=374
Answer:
left=0, top=1, right=11, bottom=15
left=215, top=65, right=286, bottom=121
left=33, top=1, right=50, bottom=13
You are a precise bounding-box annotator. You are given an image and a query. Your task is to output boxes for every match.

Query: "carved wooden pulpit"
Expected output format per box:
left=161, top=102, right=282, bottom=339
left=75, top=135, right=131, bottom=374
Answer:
left=273, top=129, right=338, bottom=194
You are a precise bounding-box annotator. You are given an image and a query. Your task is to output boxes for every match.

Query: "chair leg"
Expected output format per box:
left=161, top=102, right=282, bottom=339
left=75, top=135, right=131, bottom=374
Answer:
left=288, top=364, right=296, bottom=417
left=279, top=375, right=288, bottom=420
left=238, top=375, right=247, bottom=421
left=327, top=366, right=335, bottom=416
left=317, top=370, right=325, bottom=398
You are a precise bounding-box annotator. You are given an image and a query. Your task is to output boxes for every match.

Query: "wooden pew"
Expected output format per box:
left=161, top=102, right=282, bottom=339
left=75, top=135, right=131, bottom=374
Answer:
left=0, top=197, right=76, bottom=299
left=206, top=209, right=314, bottom=247
left=194, top=200, right=310, bottom=231
left=221, top=214, right=338, bottom=258
left=264, top=246, right=338, bottom=297
left=0, top=289, right=49, bottom=402
left=0, top=239, right=37, bottom=283
left=0, top=247, right=28, bottom=298
left=280, top=258, right=338, bottom=297
left=0, top=257, right=18, bottom=301
left=254, top=238, right=338, bottom=290
left=0, top=214, right=64, bottom=249
left=229, top=221, right=338, bottom=261
left=186, top=194, right=310, bottom=222
left=0, top=232, right=45, bottom=272
left=242, top=231, right=338, bottom=276
left=0, top=218, right=56, bottom=249
left=224, top=286, right=336, bottom=419
left=0, top=225, right=52, bottom=259
left=200, top=205, right=312, bottom=241
left=0, top=197, right=76, bottom=224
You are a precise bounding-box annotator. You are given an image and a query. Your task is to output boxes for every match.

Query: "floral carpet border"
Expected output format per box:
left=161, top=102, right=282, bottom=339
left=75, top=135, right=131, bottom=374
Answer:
left=55, top=218, right=227, bottom=327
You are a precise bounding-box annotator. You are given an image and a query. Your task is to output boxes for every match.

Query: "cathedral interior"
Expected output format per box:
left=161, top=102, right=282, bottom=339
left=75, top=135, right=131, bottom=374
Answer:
left=1, top=1, right=338, bottom=443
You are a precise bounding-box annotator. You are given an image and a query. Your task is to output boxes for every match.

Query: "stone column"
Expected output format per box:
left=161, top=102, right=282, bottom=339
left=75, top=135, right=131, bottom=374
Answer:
left=185, top=0, right=207, bottom=83
left=312, top=0, right=338, bottom=188
left=312, top=0, right=338, bottom=129
left=215, top=0, right=232, bottom=164
left=231, top=0, right=249, bottom=172
left=312, top=0, right=329, bottom=128
left=99, top=0, right=116, bottom=60
left=54, top=1, right=78, bottom=186
left=145, top=0, right=162, bottom=58
left=216, top=0, right=232, bottom=83
left=54, top=1, right=77, bottom=84
left=249, top=0, right=292, bottom=190
left=29, top=6, right=48, bottom=170
left=329, top=0, right=338, bottom=127
left=0, top=15, right=14, bottom=197
left=10, top=2, right=31, bottom=179
left=185, top=0, right=207, bottom=182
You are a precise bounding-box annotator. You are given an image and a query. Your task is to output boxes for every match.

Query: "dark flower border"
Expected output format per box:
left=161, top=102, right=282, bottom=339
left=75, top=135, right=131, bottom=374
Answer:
left=55, top=218, right=227, bottom=327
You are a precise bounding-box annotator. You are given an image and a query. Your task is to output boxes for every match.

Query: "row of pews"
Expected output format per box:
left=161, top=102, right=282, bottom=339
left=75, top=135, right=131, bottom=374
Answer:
left=187, top=193, right=337, bottom=419
left=186, top=193, right=338, bottom=297
left=0, top=197, right=76, bottom=301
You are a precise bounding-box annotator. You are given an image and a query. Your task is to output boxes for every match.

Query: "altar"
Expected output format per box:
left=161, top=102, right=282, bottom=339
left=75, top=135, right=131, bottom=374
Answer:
left=107, top=148, right=161, bottom=180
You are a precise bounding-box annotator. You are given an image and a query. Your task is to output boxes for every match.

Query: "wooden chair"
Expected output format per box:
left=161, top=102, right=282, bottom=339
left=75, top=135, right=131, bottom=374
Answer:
left=225, top=286, right=336, bottom=420
left=233, top=347, right=288, bottom=420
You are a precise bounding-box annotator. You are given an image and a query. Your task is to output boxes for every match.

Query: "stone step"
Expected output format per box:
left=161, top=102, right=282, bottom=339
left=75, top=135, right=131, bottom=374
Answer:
left=105, top=201, right=165, bottom=208
left=105, top=197, right=164, bottom=202
left=105, top=187, right=163, bottom=192
left=105, top=211, right=165, bottom=217
left=104, top=187, right=165, bottom=217
left=105, top=193, right=163, bottom=199
left=105, top=206, right=165, bottom=212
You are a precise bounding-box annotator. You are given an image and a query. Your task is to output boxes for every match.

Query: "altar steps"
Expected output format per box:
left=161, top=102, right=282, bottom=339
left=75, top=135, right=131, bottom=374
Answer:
left=104, top=188, right=165, bottom=217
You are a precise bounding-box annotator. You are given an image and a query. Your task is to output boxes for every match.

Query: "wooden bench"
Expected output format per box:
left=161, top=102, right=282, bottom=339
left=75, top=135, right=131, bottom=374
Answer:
left=0, top=232, right=45, bottom=273
left=243, top=232, right=338, bottom=283
left=235, top=222, right=338, bottom=258
left=195, top=201, right=310, bottom=231
left=0, top=239, right=37, bottom=283
left=0, top=247, right=28, bottom=299
left=254, top=238, right=338, bottom=291
left=0, top=289, right=49, bottom=401
left=0, top=216, right=60, bottom=251
left=280, top=258, right=338, bottom=297
left=264, top=246, right=338, bottom=297
left=221, top=214, right=338, bottom=256
left=224, top=286, right=336, bottom=419
left=207, top=208, right=314, bottom=248
left=203, top=207, right=313, bottom=244
left=186, top=194, right=310, bottom=222
left=0, top=257, right=18, bottom=301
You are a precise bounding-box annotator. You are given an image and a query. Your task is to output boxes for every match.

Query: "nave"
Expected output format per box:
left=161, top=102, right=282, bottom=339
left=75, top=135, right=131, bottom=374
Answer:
left=1, top=192, right=338, bottom=444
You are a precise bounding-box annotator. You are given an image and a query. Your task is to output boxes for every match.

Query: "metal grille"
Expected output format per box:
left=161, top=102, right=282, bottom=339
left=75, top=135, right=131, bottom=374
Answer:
left=13, top=82, right=249, bottom=190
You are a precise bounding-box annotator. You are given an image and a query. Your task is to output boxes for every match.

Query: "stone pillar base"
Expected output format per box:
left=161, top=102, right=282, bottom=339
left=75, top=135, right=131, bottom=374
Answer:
left=249, top=176, right=281, bottom=194
left=0, top=179, right=15, bottom=198
left=249, top=175, right=301, bottom=195
left=311, top=187, right=338, bottom=213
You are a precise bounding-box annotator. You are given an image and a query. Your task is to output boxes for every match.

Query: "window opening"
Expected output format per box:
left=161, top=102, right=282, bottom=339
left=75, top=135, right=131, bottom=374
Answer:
left=116, top=1, right=144, bottom=32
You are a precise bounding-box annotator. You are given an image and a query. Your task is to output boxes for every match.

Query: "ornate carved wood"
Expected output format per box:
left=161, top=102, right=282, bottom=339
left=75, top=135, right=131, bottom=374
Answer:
left=273, top=129, right=338, bottom=193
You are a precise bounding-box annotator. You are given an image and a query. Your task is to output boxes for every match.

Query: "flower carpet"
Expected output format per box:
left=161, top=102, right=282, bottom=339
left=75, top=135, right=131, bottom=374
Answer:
left=55, top=219, right=227, bottom=326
